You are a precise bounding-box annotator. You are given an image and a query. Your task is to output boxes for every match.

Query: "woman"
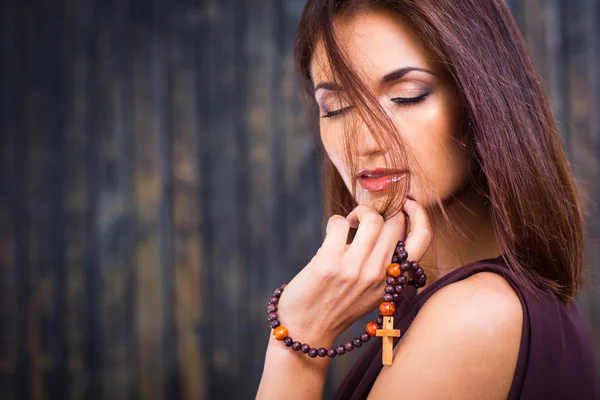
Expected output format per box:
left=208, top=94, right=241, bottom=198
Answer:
left=257, top=0, right=597, bottom=398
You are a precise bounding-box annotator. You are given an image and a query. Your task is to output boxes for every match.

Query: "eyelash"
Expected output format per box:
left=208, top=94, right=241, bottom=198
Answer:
left=321, top=92, right=430, bottom=119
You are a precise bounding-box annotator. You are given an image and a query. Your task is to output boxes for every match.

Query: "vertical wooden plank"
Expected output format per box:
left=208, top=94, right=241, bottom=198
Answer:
left=542, top=0, right=568, bottom=142
left=115, top=1, right=138, bottom=398
left=41, top=0, right=69, bottom=397
left=200, top=0, right=244, bottom=396
left=131, top=3, right=165, bottom=397
left=563, top=0, right=596, bottom=331
left=563, top=0, right=592, bottom=166
left=63, top=0, right=95, bottom=397
left=506, top=0, right=525, bottom=31
left=91, top=0, right=138, bottom=398
left=168, top=6, right=205, bottom=399
left=151, top=1, right=181, bottom=397
left=83, top=3, right=107, bottom=400
left=0, top=0, right=19, bottom=398
left=522, top=0, right=548, bottom=84
left=12, top=19, right=32, bottom=399
left=23, top=4, right=53, bottom=399
left=193, top=2, right=213, bottom=398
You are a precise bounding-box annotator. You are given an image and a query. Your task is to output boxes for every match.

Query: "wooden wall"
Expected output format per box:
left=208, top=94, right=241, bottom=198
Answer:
left=0, top=0, right=598, bottom=399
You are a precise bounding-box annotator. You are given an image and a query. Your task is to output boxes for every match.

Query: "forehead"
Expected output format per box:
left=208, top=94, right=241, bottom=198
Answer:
left=309, top=8, right=434, bottom=85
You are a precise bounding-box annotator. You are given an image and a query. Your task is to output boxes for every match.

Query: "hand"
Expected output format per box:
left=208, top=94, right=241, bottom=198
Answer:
left=274, top=198, right=432, bottom=348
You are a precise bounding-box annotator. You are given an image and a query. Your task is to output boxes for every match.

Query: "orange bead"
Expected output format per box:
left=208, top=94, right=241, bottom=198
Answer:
left=379, top=302, right=396, bottom=316
left=273, top=326, right=288, bottom=340
left=387, top=263, right=401, bottom=278
left=366, top=321, right=379, bottom=336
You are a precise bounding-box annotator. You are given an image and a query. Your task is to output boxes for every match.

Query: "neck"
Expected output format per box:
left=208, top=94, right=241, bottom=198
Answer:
left=419, top=185, right=502, bottom=282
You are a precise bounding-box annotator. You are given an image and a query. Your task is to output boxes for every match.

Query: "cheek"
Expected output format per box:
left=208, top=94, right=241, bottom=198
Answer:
left=403, top=99, right=470, bottom=199
left=321, top=129, right=352, bottom=184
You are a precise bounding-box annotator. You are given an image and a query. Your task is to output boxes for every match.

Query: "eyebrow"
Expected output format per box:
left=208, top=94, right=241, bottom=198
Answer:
left=314, top=66, right=434, bottom=91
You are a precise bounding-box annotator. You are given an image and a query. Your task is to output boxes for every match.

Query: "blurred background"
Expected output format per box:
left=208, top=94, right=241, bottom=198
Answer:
left=0, top=0, right=599, bottom=399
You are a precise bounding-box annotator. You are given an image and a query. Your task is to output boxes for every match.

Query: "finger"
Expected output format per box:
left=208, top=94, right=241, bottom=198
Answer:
left=370, top=210, right=407, bottom=269
left=346, top=205, right=384, bottom=263
left=321, top=215, right=351, bottom=253
left=403, top=199, right=432, bottom=261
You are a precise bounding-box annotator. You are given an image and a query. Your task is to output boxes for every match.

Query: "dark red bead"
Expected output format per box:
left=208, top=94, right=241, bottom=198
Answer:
left=283, top=337, right=293, bottom=347
left=391, top=254, right=399, bottom=264
left=393, top=293, right=400, bottom=300
left=301, top=344, right=310, bottom=353
left=318, top=348, right=328, bottom=357
left=395, top=244, right=404, bottom=254
left=383, top=293, right=394, bottom=302
left=360, top=332, right=371, bottom=342
left=352, top=338, right=362, bottom=348
left=336, top=345, right=346, bottom=355
left=280, top=283, right=288, bottom=290
left=273, top=288, right=283, bottom=297
left=309, top=348, right=318, bottom=358
left=410, top=261, right=419, bottom=271
left=344, top=341, right=354, bottom=352
left=395, top=285, right=404, bottom=294
left=270, top=320, right=280, bottom=329
left=376, top=315, right=384, bottom=325
left=292, top=341, right=302, bottom=351
left=268, top=296, right=279, bottom=305
left=397, top=240, right=405, bottom=247
left=385, top=285, right=395, bottom=294
left=267, top=312, right=278, bottom=321
left=397, top=250, right=408, bottom=261
left=386, top=276, right=397, bottom=286
left=400, top=262, right=410, bottom=272
left=398, top=275, right=407, bottom=285
left=327, top=348, right=337, bottom=358
left=417, top=274, right=427, bottom=287
left=267, top=304, right=277, bottom=313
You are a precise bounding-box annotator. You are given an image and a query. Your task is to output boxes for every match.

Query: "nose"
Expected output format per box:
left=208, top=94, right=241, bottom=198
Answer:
left=355, top=120, right=381, bottom=158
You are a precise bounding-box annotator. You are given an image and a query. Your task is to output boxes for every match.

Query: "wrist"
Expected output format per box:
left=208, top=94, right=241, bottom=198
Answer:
left=269, top=327, right=337, bottom=353
left=266, top=333, right=332, bottom=374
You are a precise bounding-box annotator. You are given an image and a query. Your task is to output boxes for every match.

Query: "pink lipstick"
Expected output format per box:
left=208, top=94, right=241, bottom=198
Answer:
left=357, top=168, right=407, bottom=192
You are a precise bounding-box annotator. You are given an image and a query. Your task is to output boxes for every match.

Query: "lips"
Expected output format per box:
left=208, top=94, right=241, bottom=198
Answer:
left=357, top=168, right=407, bottom=192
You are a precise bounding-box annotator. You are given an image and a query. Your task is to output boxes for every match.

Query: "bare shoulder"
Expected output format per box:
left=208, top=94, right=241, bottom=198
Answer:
left=368, top=271, right=523, bottom=400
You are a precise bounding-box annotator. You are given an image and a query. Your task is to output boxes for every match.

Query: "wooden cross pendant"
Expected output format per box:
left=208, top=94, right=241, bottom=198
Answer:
left=376, top=316, right=401, bottom=366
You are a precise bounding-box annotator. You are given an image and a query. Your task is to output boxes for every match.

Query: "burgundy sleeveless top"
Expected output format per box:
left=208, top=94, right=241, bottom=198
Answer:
left=333, top=256, right=597, bottom=399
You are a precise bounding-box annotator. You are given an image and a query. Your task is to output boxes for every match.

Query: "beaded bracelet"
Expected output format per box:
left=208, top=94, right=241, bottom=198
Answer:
left=267, top=241, right=427, bottom=365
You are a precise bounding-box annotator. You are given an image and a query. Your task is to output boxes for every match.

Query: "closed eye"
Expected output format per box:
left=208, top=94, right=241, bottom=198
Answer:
left=391, top=92, right=429, bottom=106
left=321, top=92, right=428, bottom=118
left=321, top=105, right=354, bottom=119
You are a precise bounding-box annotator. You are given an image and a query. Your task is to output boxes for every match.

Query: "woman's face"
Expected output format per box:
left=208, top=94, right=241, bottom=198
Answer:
left=309, top=8, right=471, bottom=208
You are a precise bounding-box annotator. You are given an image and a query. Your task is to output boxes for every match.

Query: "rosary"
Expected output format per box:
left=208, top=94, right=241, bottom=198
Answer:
left=267, top=240, right=427, bottom=366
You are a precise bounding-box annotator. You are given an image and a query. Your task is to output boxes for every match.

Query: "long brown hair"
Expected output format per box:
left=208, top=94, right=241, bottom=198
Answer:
left=294, top=0, right=585, bottom=302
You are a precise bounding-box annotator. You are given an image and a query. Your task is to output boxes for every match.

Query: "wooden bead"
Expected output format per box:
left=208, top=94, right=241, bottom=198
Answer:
left=273, top=326, right=288, bottom=340
left=366, top=321, right=379, bottom=336
left=397, top=250, right=409, bottom=262
left=386, top=263, right=401, bottom=277
left=379, top=302, right=396, bottom=316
